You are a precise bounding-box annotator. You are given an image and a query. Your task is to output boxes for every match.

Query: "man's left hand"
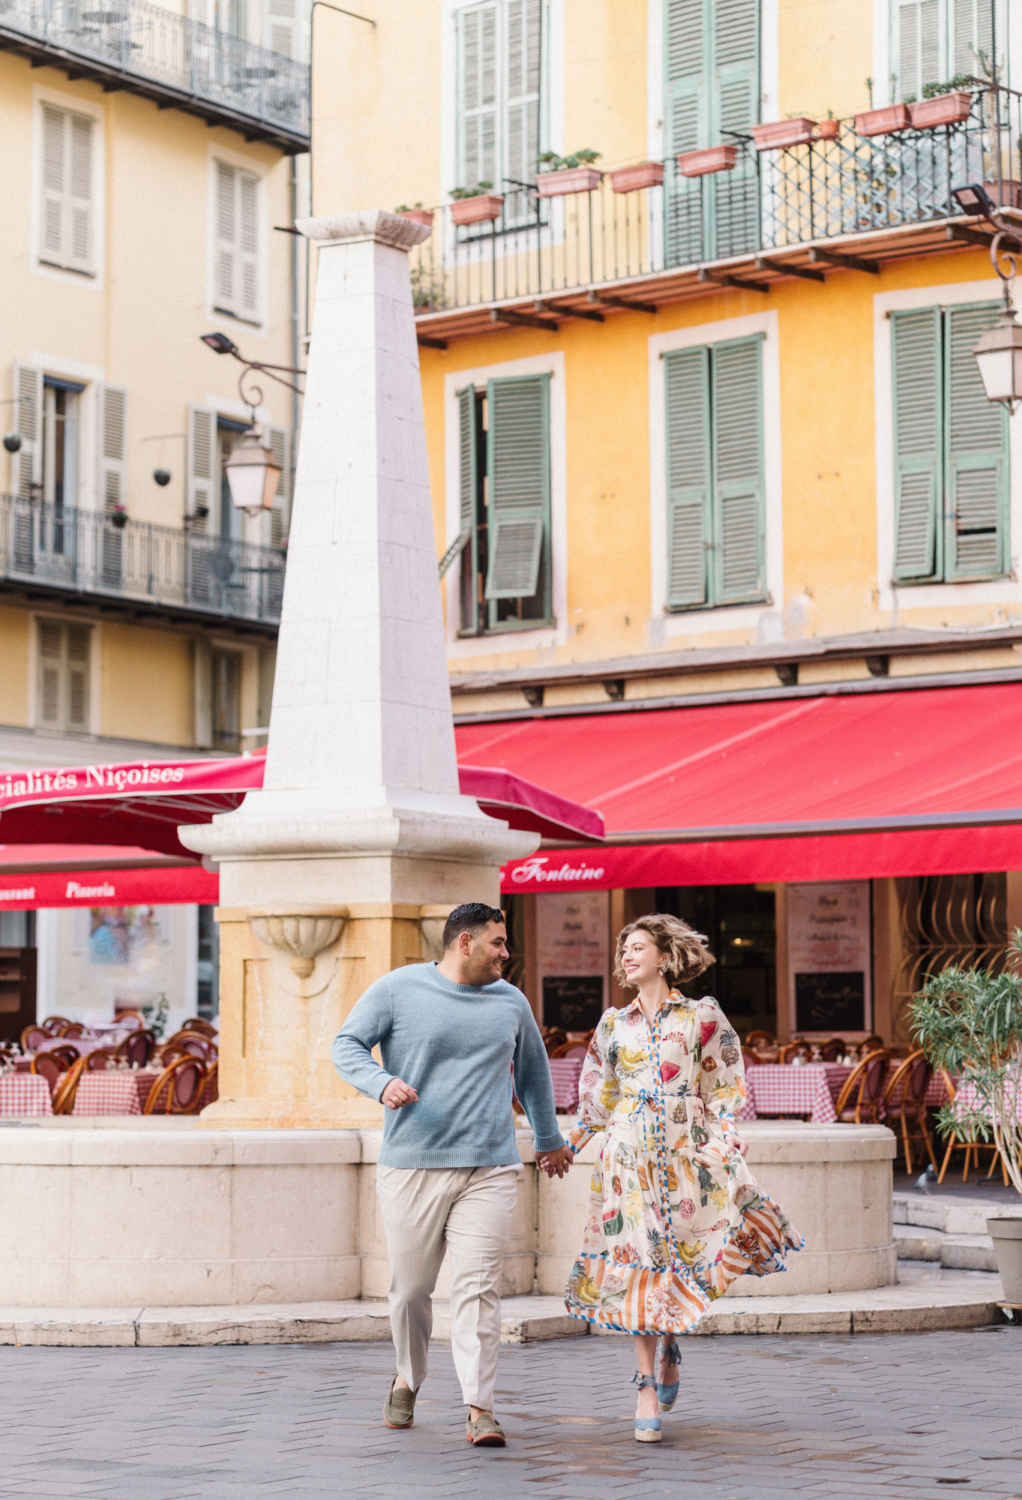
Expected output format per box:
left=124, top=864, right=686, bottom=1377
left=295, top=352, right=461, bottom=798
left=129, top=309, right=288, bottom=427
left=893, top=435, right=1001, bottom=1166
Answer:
left=535, top=1145, right=574, bottom=1178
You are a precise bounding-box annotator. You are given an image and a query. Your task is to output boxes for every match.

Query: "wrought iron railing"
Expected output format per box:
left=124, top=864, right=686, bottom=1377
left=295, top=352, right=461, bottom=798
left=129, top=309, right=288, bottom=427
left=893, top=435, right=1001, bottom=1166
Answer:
left=0, top=0, right=309, bottom=140
left=410, top=92, right=1021, bottom=316
left=0, top=495, right=286, bottom=625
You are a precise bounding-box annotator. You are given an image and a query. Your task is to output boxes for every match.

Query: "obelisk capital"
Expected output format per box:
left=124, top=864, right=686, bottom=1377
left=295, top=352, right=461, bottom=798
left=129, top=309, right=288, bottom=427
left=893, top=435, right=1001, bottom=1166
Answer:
left=296, top=209, right=432, bottom=252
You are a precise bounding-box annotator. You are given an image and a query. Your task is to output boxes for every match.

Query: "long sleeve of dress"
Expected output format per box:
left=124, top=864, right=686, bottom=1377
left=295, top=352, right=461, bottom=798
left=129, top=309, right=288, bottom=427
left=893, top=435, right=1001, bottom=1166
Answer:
left=565, top=1011, right=620, bottom=1155
left=696, top=1000, right=746, bottom=1140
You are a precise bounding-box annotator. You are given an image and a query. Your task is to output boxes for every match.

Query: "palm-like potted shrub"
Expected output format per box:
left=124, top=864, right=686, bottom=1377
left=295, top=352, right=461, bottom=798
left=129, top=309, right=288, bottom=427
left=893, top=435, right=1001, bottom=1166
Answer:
left=449, top=181, right=505, bottom=225
left=535, top=149, right=602, bottom=196
left=909, top=937, right=1022, bottom=1302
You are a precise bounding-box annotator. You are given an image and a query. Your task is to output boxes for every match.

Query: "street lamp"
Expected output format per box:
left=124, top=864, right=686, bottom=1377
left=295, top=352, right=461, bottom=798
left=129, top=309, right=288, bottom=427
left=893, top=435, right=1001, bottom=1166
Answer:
left=951, top=183, right=1022, bottom=414
left=199, top=331, right=305, bottom=516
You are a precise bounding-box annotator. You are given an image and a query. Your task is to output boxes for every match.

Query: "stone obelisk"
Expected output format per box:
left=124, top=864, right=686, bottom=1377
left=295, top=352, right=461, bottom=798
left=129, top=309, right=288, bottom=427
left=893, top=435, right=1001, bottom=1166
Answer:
left=180, top=212, right=536, bottom=1128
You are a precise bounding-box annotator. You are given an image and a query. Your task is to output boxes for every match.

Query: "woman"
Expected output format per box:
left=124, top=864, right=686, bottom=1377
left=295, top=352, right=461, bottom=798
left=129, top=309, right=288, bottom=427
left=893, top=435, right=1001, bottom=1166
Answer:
left=563, top=915, right=802, bottom=1442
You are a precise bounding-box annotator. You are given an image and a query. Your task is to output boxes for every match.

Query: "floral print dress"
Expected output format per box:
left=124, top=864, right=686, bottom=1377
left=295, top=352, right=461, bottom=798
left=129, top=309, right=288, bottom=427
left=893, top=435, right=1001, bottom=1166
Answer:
left=564, top=993, right=802, bottom=1335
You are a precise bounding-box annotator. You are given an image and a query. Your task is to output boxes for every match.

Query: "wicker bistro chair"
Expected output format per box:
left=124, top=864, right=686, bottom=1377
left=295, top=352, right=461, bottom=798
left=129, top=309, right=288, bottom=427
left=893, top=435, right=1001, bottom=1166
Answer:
left=166, top=1031, right=217, bottom=1061
left=143, top=1055, right=208, bottom=1115
left=779, top=1040, right=813, bottom=1065
left=834, top=1051, right=890, bottom=1123
left=936, top=1071, right=1009, bottom=1185
left=882, top=1050, right=937, bottom=1173
left=746, top=1030, right=777, bottom=1050
left=86, top=1049, right=116, bottom=1071
left=115, top=1030, right=154, bottom=1069
left=40, top=1016, right=71, bottom=1036
left=30, top=1051, right=63, bottom=1096
left=59, top=1023, right=86, bottom=1039
left=818, top=1037, right=847, bottom=1063
left=51, top=1056, right=88, bottom=1115
left=180, top=1017, right=218, bottom=1038
left=21, top=1025, right=49, bottom=1053
left=44, top=1044, right=81, bottom=1071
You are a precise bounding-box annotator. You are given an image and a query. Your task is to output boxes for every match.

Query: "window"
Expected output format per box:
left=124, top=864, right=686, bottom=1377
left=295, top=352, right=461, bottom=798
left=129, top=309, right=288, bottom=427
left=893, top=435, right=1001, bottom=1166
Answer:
left=211, top=648, right=242, bottom=749
left=664, top=0, right=759, bottom=265
left=38, top=103, right=95, bottom=276
left=895, top=0, right=992, bottom=100
left=186, top=405, right=290, bottom=539
left=456, top=0, right=541, bottom=222
left=663, top=335, right=765, bottom=610
left=42, top=380, right=81, bottom=515
left=892, top=303, right=1008, bottom=583
left=456, top=373, right=551, bottom=633
left=213, top=160, right=260, bottom=323
left=37, top=620, right=90, bottom=732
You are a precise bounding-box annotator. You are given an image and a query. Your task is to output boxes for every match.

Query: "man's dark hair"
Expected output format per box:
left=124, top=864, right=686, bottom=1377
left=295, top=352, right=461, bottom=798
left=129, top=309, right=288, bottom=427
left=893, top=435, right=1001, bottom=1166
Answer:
left=442, top=902, right=505, bottom=950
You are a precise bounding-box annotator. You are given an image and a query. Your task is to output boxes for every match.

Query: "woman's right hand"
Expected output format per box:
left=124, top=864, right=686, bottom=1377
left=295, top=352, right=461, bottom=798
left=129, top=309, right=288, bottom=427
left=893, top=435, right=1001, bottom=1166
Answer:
left=381, top=1078, right=418, bottom=1109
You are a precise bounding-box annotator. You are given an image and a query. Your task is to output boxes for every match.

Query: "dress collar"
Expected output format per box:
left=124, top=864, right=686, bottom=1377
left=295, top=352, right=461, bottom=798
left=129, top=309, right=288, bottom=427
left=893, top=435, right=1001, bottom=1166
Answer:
left=619, top=989, right=680, bottom=1019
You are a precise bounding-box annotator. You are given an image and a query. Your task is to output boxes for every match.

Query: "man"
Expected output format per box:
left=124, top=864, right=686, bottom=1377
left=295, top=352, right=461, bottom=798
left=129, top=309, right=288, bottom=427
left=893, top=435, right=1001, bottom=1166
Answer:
left=332, top=902, right=573, bottom=1447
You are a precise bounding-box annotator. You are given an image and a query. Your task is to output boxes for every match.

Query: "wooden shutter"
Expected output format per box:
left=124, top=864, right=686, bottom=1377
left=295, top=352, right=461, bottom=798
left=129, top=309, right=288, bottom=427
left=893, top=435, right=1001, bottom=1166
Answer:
left=40, top=105, right=66, bottom=265
left=215, top=160, right=237, bottom=309
left=269, top=0, right=294, bottom=55
left=664, top=347, right=711, bottom=608
left=68, top=113, right=93, bottom=272
left=711, top=337, right=765, bottom=603
left=187, top=404, right=217, bottom=530
left=39, top=106, right=93, bottom=273
left=456, top=385, right=478, bottom=628
left=98, top=384, right=127, bottom=513
left=37, top=620, right=63, bottom=728
left=712, top=0, right=759, bottom=259
left=267, top=424, right=290, bottom=544
left=484, top=374, right=549, bottom=601
left=65, top=624, right=90, bottom=731
left=238, top=171, right=259, bottom=320
left=37, top=621, right=89, bottom=731
left=12, top=363, right=43, bottom=498
left=460, top=2, right=498, bottom=190
left=899, top=0, right=941, bottom=99
left=664, top=0, right=706, bottom=266
left=945, top=304, right=1007, bottom=579
left=505, top=0, right=540, bottom=216
left=954, top=0, right=992, bottom=76
left=892, top=308, right=941, bottom=581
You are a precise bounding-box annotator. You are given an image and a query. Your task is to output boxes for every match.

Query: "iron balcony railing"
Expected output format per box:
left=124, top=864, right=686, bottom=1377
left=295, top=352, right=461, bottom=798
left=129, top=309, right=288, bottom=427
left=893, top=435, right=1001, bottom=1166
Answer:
left=0, top=495, right=286, bottom=626
left=0, top=0, right=309, bottom=143
left=410, top=91, right=1021, bottom=315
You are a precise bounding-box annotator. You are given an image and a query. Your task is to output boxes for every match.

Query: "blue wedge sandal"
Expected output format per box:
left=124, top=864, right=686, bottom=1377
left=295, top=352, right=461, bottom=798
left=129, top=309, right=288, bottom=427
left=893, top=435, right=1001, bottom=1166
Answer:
left=656, top=1336, right=681, bottom=1412
left=632, top=1372, right=662, bottom=1443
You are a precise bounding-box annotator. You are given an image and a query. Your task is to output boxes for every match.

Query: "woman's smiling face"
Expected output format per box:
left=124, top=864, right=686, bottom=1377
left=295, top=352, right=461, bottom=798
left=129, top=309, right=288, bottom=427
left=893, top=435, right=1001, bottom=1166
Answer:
left=621, top=929, right=664, bottom=988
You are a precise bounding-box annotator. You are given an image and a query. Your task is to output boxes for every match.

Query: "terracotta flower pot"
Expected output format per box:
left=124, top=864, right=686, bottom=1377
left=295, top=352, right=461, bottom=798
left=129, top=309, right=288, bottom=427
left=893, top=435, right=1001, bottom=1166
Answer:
left=535, top=166, right=603, bottom=198
left=908, top=91, right=974, bottom=129
left=397, top=208, right=434, bottom=228
left=816, top=118, right=840, bottom=140
left=751, top=117, right=816, bottom=151
left=609, top=161, right=664, bottom=193
left=677, top=144, right=739, bottom=177
left=449, top=193, right=505, bottom=225
left=854, top=104, right=911, bottom=137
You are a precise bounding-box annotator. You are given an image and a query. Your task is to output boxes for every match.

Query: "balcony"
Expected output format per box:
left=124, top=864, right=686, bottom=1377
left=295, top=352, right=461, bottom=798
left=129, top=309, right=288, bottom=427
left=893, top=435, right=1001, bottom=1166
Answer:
left=0, top=0, right=309, bottom=151
left=411, top=94, right=1022, bottom=344
left=0, top=495, right=285, bottom=632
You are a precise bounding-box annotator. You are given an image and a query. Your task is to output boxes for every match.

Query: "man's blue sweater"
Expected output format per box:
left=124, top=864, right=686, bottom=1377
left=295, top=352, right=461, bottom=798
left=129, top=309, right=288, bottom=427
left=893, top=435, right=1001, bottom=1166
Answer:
left=331, top=962, right=565, bottom=1168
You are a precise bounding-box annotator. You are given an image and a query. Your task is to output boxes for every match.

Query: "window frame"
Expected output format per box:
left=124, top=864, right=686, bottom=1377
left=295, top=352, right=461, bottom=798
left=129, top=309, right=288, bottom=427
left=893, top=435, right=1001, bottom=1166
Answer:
left=31, top=616, right=95, bottom=734
left=31, top=86, right=105, bottom=291
left=206, top=145, right=267, bottom=334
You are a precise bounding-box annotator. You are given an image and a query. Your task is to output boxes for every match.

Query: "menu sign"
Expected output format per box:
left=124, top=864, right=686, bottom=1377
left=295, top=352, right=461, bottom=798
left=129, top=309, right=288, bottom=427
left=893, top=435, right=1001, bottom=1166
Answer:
left=535, top=891, right=609, bottom=1030
left=787, top=881, right=871, bottom=1034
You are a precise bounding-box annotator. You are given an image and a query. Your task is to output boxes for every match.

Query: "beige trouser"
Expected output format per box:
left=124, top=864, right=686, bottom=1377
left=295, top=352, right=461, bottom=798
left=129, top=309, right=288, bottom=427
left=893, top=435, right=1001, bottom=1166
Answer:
left=375, top=1164, right=520, bottom=1411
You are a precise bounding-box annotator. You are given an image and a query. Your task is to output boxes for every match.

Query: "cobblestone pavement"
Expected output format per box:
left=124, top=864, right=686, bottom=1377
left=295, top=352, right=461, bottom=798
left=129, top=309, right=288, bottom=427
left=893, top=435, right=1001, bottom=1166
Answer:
left=2, top=1329, right=1020, bottom=1500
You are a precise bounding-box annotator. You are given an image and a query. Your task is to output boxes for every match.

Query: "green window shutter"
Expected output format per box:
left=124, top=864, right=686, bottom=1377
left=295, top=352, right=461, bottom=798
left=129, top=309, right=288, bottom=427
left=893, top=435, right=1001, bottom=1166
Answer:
left=892, top=308, right=941, bottom=581
left=484, top=374, right=549, bottom=601
left=711, top=337, right=764, bottom=603
left=945, top=303, right=1008, bottom=580
left=456, top=384, right=479, bottom=628
left=664, top=347, right=711, bottom=608
left=712, top=0, right=759, bottom=259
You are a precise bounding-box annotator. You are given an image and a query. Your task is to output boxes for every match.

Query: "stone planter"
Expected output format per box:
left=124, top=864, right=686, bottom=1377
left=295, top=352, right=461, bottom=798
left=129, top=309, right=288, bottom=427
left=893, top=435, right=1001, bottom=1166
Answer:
left=677, top=144, right=739, bottom=177
left=449, top=193, right=504, bottom=225
left=397, top=208, right=434, bottom=228
left=816, top=118, right=840, bottom=140
left=609, top=161, right=664, bottom=193
left=987, top=1217, right=1022, bottom=1303
left=909, top=91, right=973, bottom=129
left=752, top=117, right=816, bottom=151
left=855, top=104, right=911, bottom=137
left=536, top=166, right=603, bottom=197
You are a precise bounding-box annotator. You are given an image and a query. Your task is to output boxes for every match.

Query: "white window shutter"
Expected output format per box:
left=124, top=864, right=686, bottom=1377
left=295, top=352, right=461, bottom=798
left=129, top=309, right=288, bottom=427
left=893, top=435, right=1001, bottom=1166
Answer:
left=37, top=620, right=64, bottom=728
left=187, top=404, right=217, bottom=529
left=460, top=3, right=498, bottom=189
left=65, top=624, right=91, bottom=731
left=12, top=363, right=43, bottom=498
left=238, top=172, right=259, bottom=319
left=98, top=385, right=128, bottom=513
left=269, top=0, right=294, bottom=55
left=41, top=104, right=66, bottom=264
left=267, top=424, right=290, bottom=543
left=215, top=160, right=237, bottom=309
left=68, top=114, right=93, bottom=271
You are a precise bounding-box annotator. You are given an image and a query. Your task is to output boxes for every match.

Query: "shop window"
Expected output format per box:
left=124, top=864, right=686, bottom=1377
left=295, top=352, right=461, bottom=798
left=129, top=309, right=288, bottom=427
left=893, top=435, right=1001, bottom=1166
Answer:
left=892, top=303, right=1009, bottom=583
left=656, top=883, right=776, bottom=1038
left=211, top=648, right=242, bottom=749
left=456, top=374, right=552, bottom=634
left=37, top=619, right=90, bottom=732
left=196, top=904, right=219, bottom=1019
left=890, top=872, right=1007, bottom=1042
left=663, top=335, right=765, bottom=611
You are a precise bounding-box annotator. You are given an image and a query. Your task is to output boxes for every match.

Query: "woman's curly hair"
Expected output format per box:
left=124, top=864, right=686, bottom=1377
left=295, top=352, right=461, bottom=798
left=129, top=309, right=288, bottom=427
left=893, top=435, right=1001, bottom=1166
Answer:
left=612, top=913, right=716, bottom=990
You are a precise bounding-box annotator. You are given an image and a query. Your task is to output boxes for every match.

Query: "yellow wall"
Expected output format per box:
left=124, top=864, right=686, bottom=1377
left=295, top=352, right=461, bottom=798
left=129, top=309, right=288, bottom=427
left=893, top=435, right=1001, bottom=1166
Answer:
left=99, top=625, right=195, bottom=746
left=0, top=608, right=31, bottom=727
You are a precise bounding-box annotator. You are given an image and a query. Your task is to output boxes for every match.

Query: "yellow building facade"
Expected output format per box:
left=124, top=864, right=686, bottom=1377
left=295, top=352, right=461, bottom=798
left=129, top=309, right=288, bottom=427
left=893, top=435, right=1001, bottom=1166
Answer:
left=311, top=0, right=1022, bottom=1049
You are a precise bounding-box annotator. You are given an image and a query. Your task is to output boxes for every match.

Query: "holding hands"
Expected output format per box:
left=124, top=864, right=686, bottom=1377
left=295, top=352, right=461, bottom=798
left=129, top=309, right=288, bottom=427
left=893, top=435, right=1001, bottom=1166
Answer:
left=535, top=1145, right=574, bottom=1178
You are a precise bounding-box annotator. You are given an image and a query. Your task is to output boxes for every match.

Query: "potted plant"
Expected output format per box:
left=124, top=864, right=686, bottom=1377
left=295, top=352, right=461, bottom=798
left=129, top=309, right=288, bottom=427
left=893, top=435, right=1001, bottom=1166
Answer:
left=677, top=143, right=739, bottom=177
left=395, top=202, right=434, bottom=228
left=751, top=116, right=816, bottom=150
left=109, top=506, right=128, bottom=530
left=855, top=102, right=911, bottom=136
left=535, top=149, right=602, bottom=197
left=816, top=112, right=840, bottom=141
left=449, top=181, right=504, bottom=225
left=908, top=76, right=975, bottom=129
left=609, top=161, right=664, bottom=193
left=909, top=937, right=1022, bottom=1304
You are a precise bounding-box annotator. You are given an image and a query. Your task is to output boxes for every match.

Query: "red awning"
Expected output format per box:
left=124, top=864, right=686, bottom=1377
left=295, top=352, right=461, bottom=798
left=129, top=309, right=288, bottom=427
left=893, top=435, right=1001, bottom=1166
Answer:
left=451, top=682, right=1022, bottom=891
left=0, top=846, right=219, bottom=908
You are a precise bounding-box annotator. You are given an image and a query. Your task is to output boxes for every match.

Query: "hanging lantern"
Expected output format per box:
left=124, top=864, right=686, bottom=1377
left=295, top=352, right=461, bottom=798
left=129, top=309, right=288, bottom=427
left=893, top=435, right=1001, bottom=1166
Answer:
left=224, top=431, right=281, bottom=517
left=974, top=305, right=1022, bottom=414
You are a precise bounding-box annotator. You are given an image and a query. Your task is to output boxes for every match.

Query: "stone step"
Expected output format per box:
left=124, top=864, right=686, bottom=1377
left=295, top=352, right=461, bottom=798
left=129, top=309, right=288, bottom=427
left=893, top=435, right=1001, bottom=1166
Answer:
left=0, top=1267, right=1006, bottom=1347
left=893, top=1223, right=998, bottom=1272
left=892, top=1191, right=1022, bottom=1236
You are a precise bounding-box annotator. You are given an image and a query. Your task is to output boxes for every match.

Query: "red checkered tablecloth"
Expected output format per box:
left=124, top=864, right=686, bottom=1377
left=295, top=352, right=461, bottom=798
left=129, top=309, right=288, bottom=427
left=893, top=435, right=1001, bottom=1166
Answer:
left=549, top=1057, right=584, bottom=1112
left=952, top=1080, right=1022, bottom=1127
left=739, top=1064, right=838, bottom=1124
left=0, top=1073, right=54, bottom=1115
left=71, top=1072, right=141, bottom=1115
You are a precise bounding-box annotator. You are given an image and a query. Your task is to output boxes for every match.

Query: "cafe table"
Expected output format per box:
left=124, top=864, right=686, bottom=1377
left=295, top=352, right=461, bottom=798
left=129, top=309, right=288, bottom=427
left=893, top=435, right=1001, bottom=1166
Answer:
left=548, top=1057, right=585, bottom=1113
left=71, top=1072, right=141, bottom=1116
left=0, top=1072, right=54, bottom=1115
left=738, top=1062, right=847, bottom=1125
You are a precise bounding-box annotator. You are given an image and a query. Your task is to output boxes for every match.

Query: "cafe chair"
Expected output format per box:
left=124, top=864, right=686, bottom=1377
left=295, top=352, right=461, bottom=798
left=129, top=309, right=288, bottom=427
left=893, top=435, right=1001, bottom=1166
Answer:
left=936, top=1072, right=1009, bottom=1185
left=30, top=1052, right=63, bottom=1095
left=116, top=1030, right=154, bottom=1069
left=52, top=1056, right=88, bottom=1115
left=86, top=1049, right=115, bottom=1071
left=859, top=1035, right=884, bottom=1055
left=59, top=1022, right=86, bottom=1039
left=202, top=1061, right=218, bottom=1107
left=818, top=1038, right=846, bottom=1063
left=882, top=1050, right=937, bottom=1173
left=181, top=1017, right=218, bottom=1038
left=21, top=1025, right=49, bottom=1053
left=834, top=1051, right=890, bottom=1123
left=41, top=1016, right=71, bottom=1035
left=779, top=1041, right=812, bottom=1065
left=541, top=1027, right=568, bottom=1058
left=143, top=1055, right=207, bottom=1115
left=166, top=1030, right=217, bottom=1060
left=45, top=1044, right=81, bottom=1070
left=746, top=1030, right=777, bottom=1050
left=115, top=1011, right=145, bottom=1030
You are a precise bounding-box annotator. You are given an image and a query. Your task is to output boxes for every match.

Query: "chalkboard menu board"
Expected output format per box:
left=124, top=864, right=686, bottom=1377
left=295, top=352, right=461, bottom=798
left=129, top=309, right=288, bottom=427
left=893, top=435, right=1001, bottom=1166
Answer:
left=795, top=971, right=865, bottom=1033
left=542, top=975, right=605, bottom=1032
